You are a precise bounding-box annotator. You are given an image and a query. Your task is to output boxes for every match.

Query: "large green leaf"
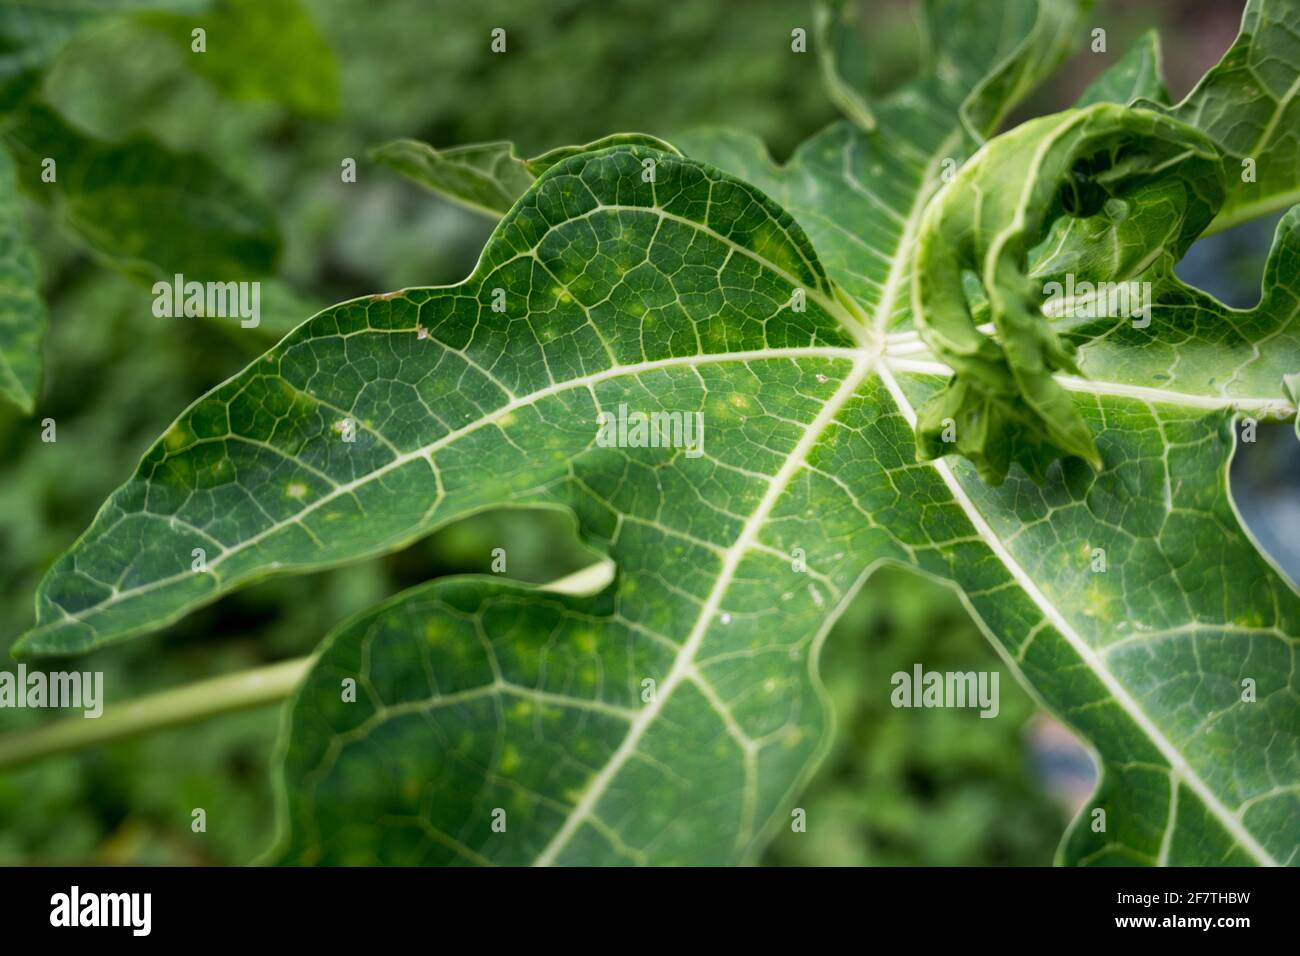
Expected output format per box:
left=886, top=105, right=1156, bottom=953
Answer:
left=12, top=144, right=864, bottom=655
left=16, top=139, right=1299, bottom=866
left=0, top=138, right=44, bottom=412
left=4, top=105, right=279, bottom=281
left=267, top=184, right=1298, bottom=866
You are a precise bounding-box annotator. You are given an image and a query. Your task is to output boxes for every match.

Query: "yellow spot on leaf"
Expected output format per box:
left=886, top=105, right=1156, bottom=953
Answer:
left=499, top=744, right=521, bottom=774
left=1083, top=581, right=1113, bottom=619
left=163, top=423, right=192, bottom=452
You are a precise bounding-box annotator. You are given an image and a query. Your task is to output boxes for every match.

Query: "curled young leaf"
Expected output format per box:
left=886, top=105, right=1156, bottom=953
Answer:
left=912, top=102, right=1225, bottom=483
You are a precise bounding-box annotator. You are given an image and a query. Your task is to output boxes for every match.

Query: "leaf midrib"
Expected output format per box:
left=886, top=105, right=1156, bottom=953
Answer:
left=26, top=344, right=868, bottom=644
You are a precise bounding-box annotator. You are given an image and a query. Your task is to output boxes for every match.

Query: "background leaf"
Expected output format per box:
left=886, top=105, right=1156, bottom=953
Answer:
left=813, top=0, right=877, bottom=131
left=0, top=139, right=44, bottom=412
left=371, top=134, right=680, bottom=218
left=5, top=105, right=279, bottom=281
left=0, top=0, right=207, bottom=95
left=139, top=0, right=340, bottom=116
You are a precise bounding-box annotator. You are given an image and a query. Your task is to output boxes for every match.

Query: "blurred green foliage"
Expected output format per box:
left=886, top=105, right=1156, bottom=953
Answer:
left=11, top=0, right=1235, bottom=865
left=764, top=568, right=1064, bottom=866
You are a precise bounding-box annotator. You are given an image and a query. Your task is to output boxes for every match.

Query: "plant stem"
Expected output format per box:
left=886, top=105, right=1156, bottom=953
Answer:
left=0, top=560, right=614, bottom=771
left=0, top=657, right=313, bottom=770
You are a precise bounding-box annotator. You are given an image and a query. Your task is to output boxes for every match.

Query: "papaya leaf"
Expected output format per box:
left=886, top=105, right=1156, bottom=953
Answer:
left=15, top=138, right=1299, bottom=868
left=13, top=144, right=867, bottom=657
